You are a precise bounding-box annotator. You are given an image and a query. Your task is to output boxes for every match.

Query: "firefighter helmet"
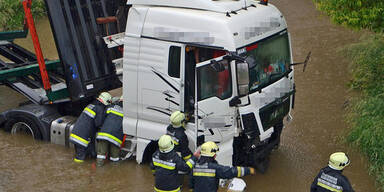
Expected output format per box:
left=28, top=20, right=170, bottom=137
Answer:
left=170, top=111, right=185, bottom=128
left=329, top=152, right=350, bottom=170
left=201, top=141, right=219, bottom=157
left=98, top=92, right=112, bottom=105
left=158, top=135, right=174, bottom=153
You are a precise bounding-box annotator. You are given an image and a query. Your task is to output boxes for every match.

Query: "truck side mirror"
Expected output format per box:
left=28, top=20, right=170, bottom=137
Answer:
left=236, top=61, right=250, bottom=96
left=229, top=96, right=241, bottom=107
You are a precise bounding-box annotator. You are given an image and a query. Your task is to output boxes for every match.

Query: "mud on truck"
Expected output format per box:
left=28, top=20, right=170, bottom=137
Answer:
left=0, top=0, right=303, bottom=173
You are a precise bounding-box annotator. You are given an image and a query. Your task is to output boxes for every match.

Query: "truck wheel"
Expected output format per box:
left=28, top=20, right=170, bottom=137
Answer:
left=142, top=141, right=158, bottom=164
left=4, top=116, right=42, bottom=140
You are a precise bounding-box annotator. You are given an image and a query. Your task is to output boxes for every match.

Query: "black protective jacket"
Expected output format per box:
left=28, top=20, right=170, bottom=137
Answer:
left=96, top=101, right=124, bottom=147
left=70, top=100, right=106, bottom=147
left=151, top=150, right=196, bottom=191
left=310, top=166, right=354, bottom=192
left=167, top=125, right=192, bottom=160
left=190, top=156, right=251, bottom=192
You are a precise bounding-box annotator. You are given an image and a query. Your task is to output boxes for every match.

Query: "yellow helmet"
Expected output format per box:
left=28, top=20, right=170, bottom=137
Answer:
left=201, top=141, right=219, bottom=157
left=170, top=111, right=185, bottom=128
left=158, top=135, right=174, bottom=153
left=98, top=92, right=112, bottom=105
left=329, top=152, right=350, bottom=170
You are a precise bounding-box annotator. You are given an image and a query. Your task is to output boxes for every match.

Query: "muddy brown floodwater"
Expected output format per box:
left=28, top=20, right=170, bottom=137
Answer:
left=0, top=0, right=378, bottom=191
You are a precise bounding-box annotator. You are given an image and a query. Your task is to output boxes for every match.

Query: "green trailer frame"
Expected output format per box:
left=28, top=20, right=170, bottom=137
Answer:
left=0, top=29, right=69, bottom=103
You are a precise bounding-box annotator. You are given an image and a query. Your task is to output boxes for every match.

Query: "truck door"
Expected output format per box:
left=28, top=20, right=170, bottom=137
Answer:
left=193, top=56, right=236, bottom=144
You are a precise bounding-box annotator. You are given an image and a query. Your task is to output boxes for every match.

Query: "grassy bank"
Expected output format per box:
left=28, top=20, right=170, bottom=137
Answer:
left=344, top=34, right=384, bottom=190
left=314, top=0, right=384, bottom=33
left=313, top=0, right=384, bottom=189
left=0, top=0, right=46, bottom=31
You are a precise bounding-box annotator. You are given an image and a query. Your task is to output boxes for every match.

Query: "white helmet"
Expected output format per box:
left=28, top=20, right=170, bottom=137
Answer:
left=158, top=135, right=174, bottom=153
left=200, top=141, right=219, bottom=157
left=98, top=92, right=112, bottom=105
left=328, top=152, right=350, bottom=170
left=170, top=111, right=185, bottom=128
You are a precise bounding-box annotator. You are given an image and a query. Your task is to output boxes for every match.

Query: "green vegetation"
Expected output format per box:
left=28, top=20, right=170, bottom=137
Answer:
left=314, top=0, right=384, bottom=32
left=0, top=0, right=46, bottom=31
left=344, top=34, right=384, bottom=190
left=314, top=0, right=384, bottom=190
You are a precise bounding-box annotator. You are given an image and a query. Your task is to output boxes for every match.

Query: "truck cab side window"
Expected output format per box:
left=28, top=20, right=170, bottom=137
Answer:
left=183, top=46, right=229, bottom=119
left=168, top=46, right=181, bottom=78
left=197, top=59, right=232, bottom=101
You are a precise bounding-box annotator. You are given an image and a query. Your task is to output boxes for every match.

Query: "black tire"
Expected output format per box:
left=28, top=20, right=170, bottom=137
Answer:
left=142, top=140, right=158, bottom=164
left=4, top=115, right=43, bottom=140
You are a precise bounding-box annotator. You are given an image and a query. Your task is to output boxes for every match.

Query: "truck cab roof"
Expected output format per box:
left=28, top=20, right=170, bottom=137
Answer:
left=128, top=1, right=287, bottom=50
left=128, top=0, right=256, bottom=13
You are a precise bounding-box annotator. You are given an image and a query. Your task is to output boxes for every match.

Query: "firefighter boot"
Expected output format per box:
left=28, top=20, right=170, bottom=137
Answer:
left=74, top=144, right=87, bottom=163
left=96, top=140, right=108, bottom=167
left=110, top=144, right=120, bottom=166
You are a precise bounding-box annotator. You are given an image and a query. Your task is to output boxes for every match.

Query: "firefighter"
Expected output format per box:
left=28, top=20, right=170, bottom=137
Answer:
left=96, top=95, right=124, bottom=167
left=167, top=111, right=193, bottom=186
left=70, top=92, right=112, bottom=163
left=167, top=111, right=192, bottom=160
left=189, top=141, right=255, bottom=192
left=310, top=152, right=354, bottom=192
left=151, top=135, right=198, bottom=192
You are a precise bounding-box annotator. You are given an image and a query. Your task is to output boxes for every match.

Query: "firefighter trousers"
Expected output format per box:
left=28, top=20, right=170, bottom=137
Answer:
left=97, top=140, right=120, bottom=162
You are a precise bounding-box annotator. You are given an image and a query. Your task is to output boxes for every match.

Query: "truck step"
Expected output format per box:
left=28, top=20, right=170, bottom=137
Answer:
left=121, top=151, right=134, bottom=160
left=121, top=136, right=137, bottom=160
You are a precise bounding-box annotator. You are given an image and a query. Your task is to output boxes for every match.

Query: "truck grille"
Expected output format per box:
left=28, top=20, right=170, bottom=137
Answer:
left=259, top=94, right=290, bottom=131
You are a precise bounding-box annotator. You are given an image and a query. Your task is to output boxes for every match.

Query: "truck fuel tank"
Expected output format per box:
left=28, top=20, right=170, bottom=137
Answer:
left=50, top=116, right=76, bottom=148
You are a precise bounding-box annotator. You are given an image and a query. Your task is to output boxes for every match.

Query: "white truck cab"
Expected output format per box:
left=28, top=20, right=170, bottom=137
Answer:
left=0, top=0, right=295, bottom=173
left=121, top=0, right=294, bottom=171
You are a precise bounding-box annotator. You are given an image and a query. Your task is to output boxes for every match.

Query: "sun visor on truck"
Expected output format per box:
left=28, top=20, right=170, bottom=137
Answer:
left=44, top=0, right=125, bottom=101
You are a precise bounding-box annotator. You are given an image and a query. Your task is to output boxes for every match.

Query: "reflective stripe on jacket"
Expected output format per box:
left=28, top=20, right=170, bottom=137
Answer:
left=96, top=101, right=123, bottom=147
left=310, top=166, right=354, bottom=192
left=70, top=100, right=106, bottom=147
left=166, top=125, right=192, bottom=160
left=190, top=157, right=251, bottom=192
left=154, top=187, right=180, bottom=192
left=151, top=150, right=196, bottom=191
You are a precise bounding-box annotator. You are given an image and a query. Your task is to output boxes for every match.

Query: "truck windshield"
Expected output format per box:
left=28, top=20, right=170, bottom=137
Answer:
left=239, top=31, right=291, bottom=93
